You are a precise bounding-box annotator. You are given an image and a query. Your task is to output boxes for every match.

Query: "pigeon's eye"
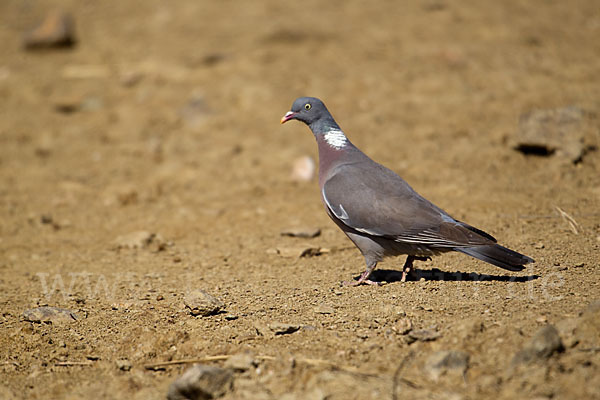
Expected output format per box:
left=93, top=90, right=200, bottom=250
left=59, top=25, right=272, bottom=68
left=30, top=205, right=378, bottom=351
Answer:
left=304, top=103, right=311, bottom=110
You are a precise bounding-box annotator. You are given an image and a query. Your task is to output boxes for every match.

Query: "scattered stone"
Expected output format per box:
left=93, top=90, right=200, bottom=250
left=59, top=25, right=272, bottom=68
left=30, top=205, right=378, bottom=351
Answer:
left=184, top=290, right=224, bottom=317
left=39, top=214, right=62, bottom=230
left=23, top=10, right=76, bottom=50
left=290, top=155, right=316, bottom=182
left=280, top=227, right=321, bottom=239
left=53, top=96, right=82, bottom=113
left=116, top=359, right=132, bottom=371
left=408, top=328, right=440, bottom=342
left=269, top=322, right=301, bottom=335
left=167, top=364, right=233, bottom=400
left=313, top=305, right=335, bottom=315
left=512, top=325, right=564, bottom=365
left=224, top=353, right=256, bottom=372
left=533, top=242, right=545, bottom=249
left=253, top=322, right=271, bottom=337
left=274, top=246, right=325, bottom=258
left=113, top=231, right=166, bottom=251
left=224, top=314, right=238, bottom=321
left=514, top=106, right=593, bottom=163
left=555, top=317, right=580, bottom=348
left=424, top=350, right=470, bottom=381
left=23, top=306, right=78, bottom=324
left=393, top=317, right=413, bottom=335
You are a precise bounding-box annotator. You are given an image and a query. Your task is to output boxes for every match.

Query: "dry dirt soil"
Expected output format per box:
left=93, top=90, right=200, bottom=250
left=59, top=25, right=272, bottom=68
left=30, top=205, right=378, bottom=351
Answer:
left=1, top=1, right=600, bottom=399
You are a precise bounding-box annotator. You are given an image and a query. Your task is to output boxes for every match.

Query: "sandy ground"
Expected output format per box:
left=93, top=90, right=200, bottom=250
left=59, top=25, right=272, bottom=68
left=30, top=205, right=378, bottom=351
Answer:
left=1, top=1, right=600, bottom=399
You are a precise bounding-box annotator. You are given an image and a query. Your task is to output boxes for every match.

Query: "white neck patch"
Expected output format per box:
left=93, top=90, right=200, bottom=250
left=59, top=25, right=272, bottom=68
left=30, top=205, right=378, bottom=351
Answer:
left=324, top=129, right=347, bottom=149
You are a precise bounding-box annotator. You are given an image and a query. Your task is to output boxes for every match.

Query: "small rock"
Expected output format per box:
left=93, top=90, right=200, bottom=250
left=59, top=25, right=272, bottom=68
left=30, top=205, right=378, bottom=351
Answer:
left=23, top=10, right=76, bottom=50
left=39, top=214, right=61, bottom=230
left=268, top=322, right=301, bottom=335
left=53, top=96, right=82, bottom=113
left=424, top=350, right=470, bottom=381
left=290, top=155, right=316, bottom=182
left=116, top=359, right=132, bottom=371
left=167, top=364, right=233, bottom=400
left=408, top=328, right=440, bottom=342
left=113, top=231, right=166, bottom=251
left=394, top=318, right=413, bottom=335
left=533, top=242, right=545, bottom=249
left=313, top=305, right=335, bottom=315
left=512, top=325, right=564, bottom=365
left=555, top=317, right=580, bottom=348
left=23, top=307, right=78, bottom=324
left=513, top=106, right=591, bottom=163
left=280, top=227, right=321, bottom=239
left=265, top=248, right=279, bottom=255
left=184, top=290, right=224, bottom=317
left=276, top=246, right=324, bottom=258
left=253, top=322, right=271, bottom=337
left=224, top=353, right=256, bottom=372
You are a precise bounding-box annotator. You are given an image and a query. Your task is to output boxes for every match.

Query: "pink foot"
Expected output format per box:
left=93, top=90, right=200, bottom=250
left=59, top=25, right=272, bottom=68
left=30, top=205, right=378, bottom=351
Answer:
left=342, top=279, right=382, bottom=287
left=401, top=268, right=411, bottom=282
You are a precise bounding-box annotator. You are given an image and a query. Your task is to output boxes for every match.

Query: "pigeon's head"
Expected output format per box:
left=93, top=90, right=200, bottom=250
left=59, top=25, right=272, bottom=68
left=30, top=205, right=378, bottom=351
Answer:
left=281, top=97, right=338, bottom=132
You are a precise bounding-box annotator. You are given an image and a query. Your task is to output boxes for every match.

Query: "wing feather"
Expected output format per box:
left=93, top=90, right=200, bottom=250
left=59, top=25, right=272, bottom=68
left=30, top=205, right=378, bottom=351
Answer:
left=322, top=162, right=494, bottom=248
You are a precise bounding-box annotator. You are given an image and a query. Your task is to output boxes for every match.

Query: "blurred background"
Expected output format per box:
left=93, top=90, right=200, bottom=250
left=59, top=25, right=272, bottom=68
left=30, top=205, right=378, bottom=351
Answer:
left=1, top=1, right=599, bottom=399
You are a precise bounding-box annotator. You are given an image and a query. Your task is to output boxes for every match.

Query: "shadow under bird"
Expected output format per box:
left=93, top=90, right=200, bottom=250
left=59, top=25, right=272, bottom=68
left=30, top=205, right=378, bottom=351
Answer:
left=281, top=97, right=534, bottom=286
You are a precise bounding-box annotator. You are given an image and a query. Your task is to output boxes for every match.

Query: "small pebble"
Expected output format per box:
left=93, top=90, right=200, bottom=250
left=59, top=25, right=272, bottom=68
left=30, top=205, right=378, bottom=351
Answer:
left=313, top=305, right=335, bottom=315
left=184, top=290, right=224, bottom=317
left=167, top=365, right=233, bottom=400
left=23, top=10, right=76, bottom=50
left=268, top=322, right=301, bottom=335
left=408, top=328, right=440, bottom=342
left=280, top=227, right=321, bottom=239
left=116, top=359, right=132, bottom=371
left=394, top=318, right=413, bottom=335
left=23, top=307, right=78, bottom=324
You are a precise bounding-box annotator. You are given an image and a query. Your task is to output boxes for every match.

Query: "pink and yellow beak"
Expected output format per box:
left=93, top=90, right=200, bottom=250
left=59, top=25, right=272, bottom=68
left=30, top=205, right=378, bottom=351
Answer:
left=280, top=111, right=296, bottom=124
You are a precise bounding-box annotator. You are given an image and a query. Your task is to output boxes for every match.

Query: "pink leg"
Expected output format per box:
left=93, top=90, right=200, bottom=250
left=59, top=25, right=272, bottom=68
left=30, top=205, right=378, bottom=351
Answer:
left=401, top=256, right=430, bottom=282
left=343, top=262, right=380, bottom=286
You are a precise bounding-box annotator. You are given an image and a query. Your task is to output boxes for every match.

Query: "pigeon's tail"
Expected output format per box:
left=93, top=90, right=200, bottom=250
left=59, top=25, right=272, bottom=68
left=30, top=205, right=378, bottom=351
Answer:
left=456, top=244, right=534, bottom=272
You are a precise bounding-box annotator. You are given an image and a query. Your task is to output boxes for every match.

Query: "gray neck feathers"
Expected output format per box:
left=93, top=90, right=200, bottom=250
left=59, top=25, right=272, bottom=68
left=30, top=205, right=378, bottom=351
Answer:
left=309, top=116, right=340, bottom=135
